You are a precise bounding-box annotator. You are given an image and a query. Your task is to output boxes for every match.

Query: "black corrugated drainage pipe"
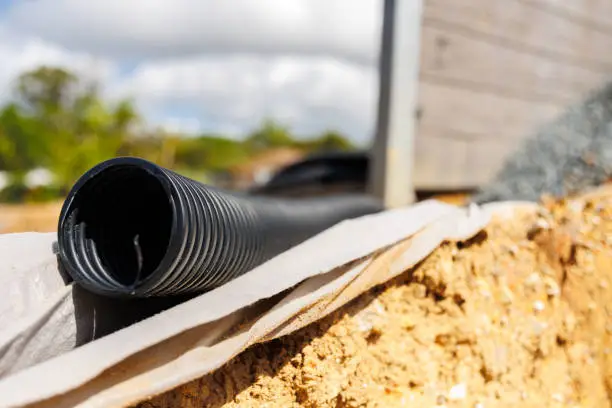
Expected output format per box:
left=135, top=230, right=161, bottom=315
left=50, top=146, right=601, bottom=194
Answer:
left=57, top=157, right=384, bottom=298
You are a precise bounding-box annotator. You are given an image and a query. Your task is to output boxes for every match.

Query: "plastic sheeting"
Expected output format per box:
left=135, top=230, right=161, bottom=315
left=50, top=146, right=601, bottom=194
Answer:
left=0, top=199, right=534, bottom=408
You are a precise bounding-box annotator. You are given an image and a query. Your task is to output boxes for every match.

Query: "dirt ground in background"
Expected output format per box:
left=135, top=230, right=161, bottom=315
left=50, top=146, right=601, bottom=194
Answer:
left=0, top=194, right=469, bottom=235
left=0, top=201, right=62, bottom=234
left=142, top=192, right=612, bottom=408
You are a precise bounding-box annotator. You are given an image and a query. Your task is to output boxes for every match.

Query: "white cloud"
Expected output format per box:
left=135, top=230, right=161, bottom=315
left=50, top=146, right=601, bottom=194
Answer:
left=6, top=0, right=381, bottom=65
left=0, top=0, right=381, bottom=143
left=114, top=55, right=378, bottom=141
left=0, top=27, right=115, bottom=101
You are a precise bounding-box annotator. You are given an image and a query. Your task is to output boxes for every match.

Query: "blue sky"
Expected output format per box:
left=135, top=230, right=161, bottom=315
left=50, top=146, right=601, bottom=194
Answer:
left=0, top=0, right=381, bottom=143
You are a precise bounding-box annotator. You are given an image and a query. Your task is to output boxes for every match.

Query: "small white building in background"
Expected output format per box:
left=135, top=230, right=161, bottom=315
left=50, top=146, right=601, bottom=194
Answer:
left=24, top=168, right=54, bottom=188
left=0, top=172, right=8, bottom=191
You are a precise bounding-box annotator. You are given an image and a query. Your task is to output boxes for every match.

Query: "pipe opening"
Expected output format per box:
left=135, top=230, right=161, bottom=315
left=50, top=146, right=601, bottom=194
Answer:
left=67, top=165, right=173, bottom=287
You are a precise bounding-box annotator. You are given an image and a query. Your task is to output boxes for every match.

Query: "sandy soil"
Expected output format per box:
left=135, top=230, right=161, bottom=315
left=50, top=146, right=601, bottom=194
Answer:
left=142, top=192, right=612, bottom=408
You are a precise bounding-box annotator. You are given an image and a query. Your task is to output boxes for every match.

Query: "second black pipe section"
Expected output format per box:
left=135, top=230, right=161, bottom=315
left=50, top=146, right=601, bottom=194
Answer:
left=57, top=157, right=384, bottom=298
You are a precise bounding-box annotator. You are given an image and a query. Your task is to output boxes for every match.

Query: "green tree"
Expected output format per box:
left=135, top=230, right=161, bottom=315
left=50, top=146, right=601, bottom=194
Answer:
left=175, top=135, right=249, bottom=171
left=16, top=66, right=78, bottom=114
left=301, top=130, right=355, bottom=152
left=7, top=66, right=140, bottom=190
left=245, top=119, right=295, bottom=151
left=0, top=103, right=44, bottom=175
left=0, top=65, right=359, bottom=202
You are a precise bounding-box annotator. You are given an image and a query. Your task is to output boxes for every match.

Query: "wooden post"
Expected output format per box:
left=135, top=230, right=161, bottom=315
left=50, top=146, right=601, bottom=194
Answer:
left=368, top=0, right=423, bottom=208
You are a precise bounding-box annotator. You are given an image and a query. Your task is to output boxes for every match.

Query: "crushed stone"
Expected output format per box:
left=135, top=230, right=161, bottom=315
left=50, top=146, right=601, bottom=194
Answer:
left=474, top=83, right=612, bottom=203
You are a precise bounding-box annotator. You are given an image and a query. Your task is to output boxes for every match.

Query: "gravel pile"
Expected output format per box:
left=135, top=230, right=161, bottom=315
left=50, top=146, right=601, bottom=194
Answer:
left=473, top=82, right=612, bottom=203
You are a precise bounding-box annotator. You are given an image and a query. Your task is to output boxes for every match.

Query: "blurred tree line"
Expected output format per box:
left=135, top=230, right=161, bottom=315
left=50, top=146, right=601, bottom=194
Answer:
left=0, top=66, right=355, bottom=202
